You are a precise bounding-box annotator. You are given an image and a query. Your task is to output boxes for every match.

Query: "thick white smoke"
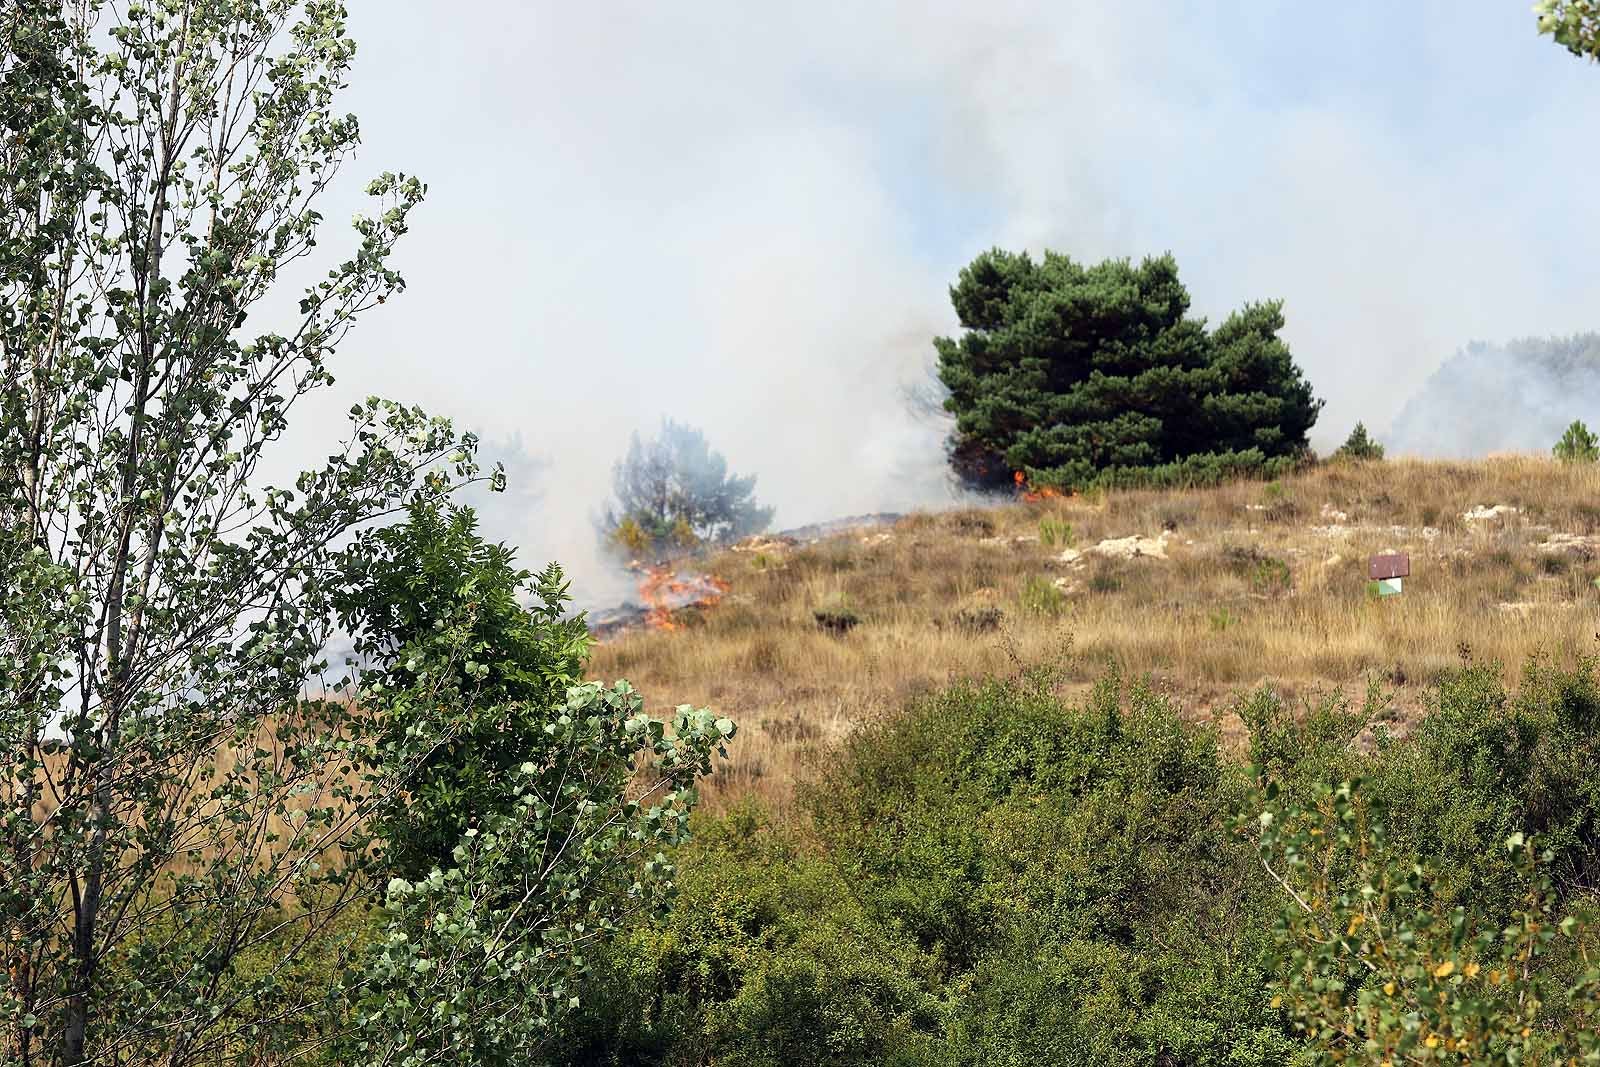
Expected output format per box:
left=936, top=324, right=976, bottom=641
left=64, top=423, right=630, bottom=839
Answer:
left=1386, top=335, right=1600, bottom=458
left=259, top=2, right=1600, bottom=609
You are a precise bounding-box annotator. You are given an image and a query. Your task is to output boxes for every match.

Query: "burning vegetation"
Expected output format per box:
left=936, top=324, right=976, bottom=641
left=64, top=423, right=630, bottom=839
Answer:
left=1014, top=469, right=1065, bottom=503
left=586, top=518, right=898, bottom=641
left=588, top=563, right=731, bottom=640
left=636, top=565, right=731, bottom=631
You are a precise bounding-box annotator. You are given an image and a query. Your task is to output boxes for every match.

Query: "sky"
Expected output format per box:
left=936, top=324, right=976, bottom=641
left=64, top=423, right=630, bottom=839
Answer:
left=279, top=2, right=1600, bottom=602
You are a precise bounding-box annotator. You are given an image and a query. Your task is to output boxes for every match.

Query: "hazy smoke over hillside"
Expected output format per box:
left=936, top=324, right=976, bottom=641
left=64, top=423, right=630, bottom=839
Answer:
left=255, top=3, right=1600, bottom=611
left=1386, top=334, right=1600, bottom=457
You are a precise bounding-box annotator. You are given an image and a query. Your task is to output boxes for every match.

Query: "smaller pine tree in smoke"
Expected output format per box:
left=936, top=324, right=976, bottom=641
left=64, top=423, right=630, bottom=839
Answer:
left=1333, top=422, right=1385, bottom=461
left=1553, top=419, right=1599, bottom=463
left=600, top=419, right=774, bottom=561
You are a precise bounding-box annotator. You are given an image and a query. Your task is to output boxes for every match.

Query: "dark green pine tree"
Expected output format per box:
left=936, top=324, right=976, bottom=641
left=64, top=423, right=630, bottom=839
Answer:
left=1198, top=300, right=1322, bottom=457
left=1333, top=421, right=1385, bottom=461
left=935, top=249, right=1322, bottom=490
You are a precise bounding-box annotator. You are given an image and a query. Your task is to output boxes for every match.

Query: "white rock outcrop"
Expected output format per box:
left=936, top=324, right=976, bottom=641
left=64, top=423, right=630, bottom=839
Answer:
left=1463, top=504, right=1520, bottom=522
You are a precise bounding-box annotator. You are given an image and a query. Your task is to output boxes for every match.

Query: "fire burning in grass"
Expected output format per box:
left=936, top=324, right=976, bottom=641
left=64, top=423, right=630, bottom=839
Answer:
left=588, top=564, right=730, bottom=639
left=1014, top=470, right=1065, bottom=503
left=637, top=565, right=731, bottom=631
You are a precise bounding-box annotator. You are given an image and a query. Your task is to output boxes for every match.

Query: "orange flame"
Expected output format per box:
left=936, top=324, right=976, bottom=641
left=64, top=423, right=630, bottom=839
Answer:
left=1013, top=470, right=1065, bottom=503
left=636, top=565, right=730, bottom=632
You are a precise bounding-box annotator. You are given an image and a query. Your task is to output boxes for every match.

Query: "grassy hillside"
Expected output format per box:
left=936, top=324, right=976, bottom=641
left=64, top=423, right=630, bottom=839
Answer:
left=590, top=455, right=1600, bottom=814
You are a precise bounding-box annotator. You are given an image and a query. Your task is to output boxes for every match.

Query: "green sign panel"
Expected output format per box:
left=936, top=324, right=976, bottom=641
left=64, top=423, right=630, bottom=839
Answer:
left=1366, top=577, right=1403, bottom=597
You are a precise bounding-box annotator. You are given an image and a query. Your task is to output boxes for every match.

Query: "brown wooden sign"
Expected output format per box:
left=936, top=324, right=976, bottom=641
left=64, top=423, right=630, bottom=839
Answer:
left=1368, top=552, right=1410, bottom=580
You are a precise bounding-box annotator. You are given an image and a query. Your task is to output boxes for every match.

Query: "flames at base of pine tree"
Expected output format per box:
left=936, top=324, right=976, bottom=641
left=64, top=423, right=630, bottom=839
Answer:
left=1014, top=470, right=1065, bottom=503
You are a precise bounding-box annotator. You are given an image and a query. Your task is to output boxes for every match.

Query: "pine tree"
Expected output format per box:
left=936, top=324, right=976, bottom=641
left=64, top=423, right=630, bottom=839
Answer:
left=936, top=249, right=1322, bottom=490
left=600, top=419, right=774, bottom=559
left=1333, top=422, right=1385, bottom=461
left=1553, top=419, right=1599, bottom=463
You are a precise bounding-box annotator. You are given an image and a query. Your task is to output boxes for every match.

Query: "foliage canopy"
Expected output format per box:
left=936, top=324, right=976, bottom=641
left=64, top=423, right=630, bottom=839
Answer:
left=1536, top=0, right=1600, bottom=60
left=1334, top=422, right=1386, bottom=462
left=1553, top=419, right=1599, bottom=463
left=0, top=2, right=465, bottom=1060
left=935, top=250, right=1321, bottom=491
left=600, top=419, right=773, bottom=560
left=0, top=5, right=730, bottom=1065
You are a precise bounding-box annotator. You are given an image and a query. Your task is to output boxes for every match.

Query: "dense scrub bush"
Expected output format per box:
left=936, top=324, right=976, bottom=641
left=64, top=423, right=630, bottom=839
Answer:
left=1246, top=659, right=1600, bottom=918
left=817, top=671, right=1297, bottom=1067
left=1366, top=659, right=1600, bottom=911
left=563, top=672, right=1297, bottom=1066
left=1247, top=660, right=1600, bottom=1061
left=559, top=810, right=945, bottom=1067
left=1240, top=683, right=1374, bottom=796
left=558, top=656, right=1600, bottom=1066
left=1249, top=660, right=1600, bottom=910
left=945, top=923, right=1294, bottom=1067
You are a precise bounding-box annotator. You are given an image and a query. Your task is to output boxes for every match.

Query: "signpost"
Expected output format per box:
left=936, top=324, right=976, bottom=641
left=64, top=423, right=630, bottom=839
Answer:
left=1367, top=552, right=1409, bottom=597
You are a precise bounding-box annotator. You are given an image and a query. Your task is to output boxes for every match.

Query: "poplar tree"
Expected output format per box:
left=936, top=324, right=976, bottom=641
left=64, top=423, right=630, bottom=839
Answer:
left=1536, top=0, right=1600, bottom=59
left=0, top=5, right=730, bottom=1064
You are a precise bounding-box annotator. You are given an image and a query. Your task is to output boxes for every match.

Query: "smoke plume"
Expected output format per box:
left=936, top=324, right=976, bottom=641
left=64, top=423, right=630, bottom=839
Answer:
left=1386, top=334, right=1600, bottom=458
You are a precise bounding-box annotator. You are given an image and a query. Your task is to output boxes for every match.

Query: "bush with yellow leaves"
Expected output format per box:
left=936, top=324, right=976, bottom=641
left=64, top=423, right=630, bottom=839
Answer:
left=1256, top=778, right=1600, bottom=1065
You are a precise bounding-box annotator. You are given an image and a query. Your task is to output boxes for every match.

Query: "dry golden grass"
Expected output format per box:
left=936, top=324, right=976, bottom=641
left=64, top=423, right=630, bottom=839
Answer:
left=589, top=455, right=1600, bottom=817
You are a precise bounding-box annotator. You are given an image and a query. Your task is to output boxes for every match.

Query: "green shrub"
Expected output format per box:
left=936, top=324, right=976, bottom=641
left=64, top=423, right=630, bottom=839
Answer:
left=1365, top=658, right=1600, bottom=908
left=1246, top=659, right=1600, bottom=915
left=1554, top=418, right=1599, bottom=463
left=559, top=810, right=945, bottom=1067
left=812, top=673, right=1292, bottom=1065
left=944, top=925, right=1297, bottom=1067
left=1239, top=684, right=1371, bottom=794
left=1039, top=517, right=1075, bottom=547
left=560, top=672, right=1293, bottom=1066
left=1019, top=575, right=1066, bottom=615
left=1223, top=545, right=1293, bottom=593
left=1332, top=421, right=1385, bottom=461
left=1246, top=659, right=1600, bottom=1062
left=563, top=656, right=1600, bottom=1067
